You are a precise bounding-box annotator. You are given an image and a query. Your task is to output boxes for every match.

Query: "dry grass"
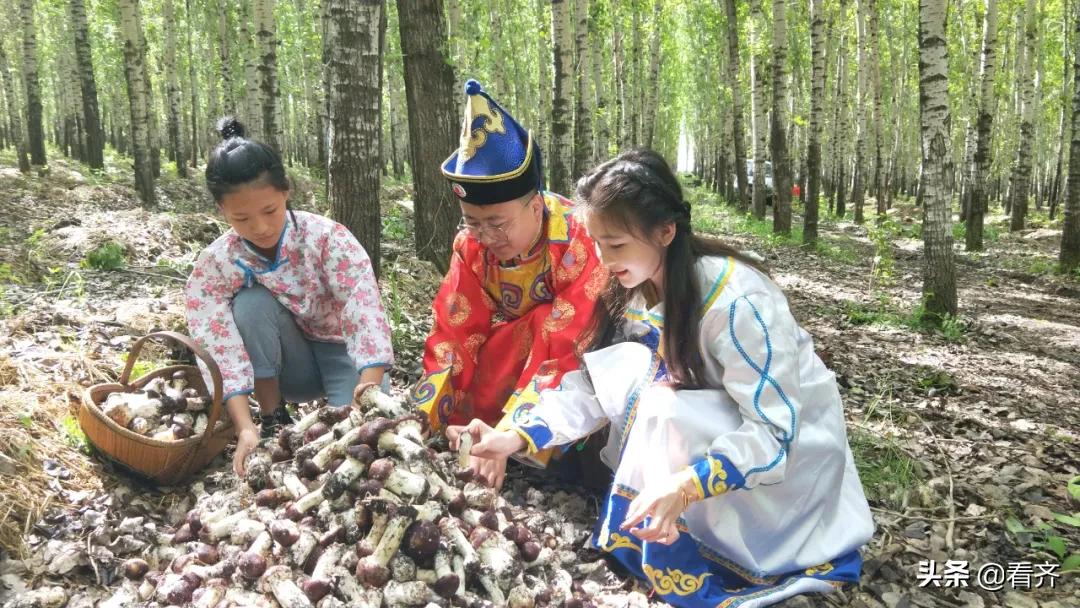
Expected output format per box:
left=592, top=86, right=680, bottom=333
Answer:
left=0, top=349, right=116, bottom=558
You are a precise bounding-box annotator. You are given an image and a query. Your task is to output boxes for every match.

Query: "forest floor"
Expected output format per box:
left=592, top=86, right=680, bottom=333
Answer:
left=0, top=149, right=1077, bottom=608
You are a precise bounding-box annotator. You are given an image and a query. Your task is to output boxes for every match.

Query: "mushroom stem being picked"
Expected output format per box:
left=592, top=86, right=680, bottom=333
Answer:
left=261, top=565, right=314, bottom=608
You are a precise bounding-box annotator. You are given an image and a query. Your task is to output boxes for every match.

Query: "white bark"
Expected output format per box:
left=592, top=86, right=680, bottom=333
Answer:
left=749, top=0, right=767, bottom=219
left=918, top=0, right=958, bottom=317
left=550, top=0, right=574, bottom=194
left=118, top=0, right=155, bottom=206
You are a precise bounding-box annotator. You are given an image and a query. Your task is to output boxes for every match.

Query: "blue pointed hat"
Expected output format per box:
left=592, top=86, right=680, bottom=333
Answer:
left=441, top=79, right=544, bottom=205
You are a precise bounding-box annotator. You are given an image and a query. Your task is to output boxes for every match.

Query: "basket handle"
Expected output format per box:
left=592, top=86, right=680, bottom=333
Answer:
left=120, top=331, right=229, bottom=450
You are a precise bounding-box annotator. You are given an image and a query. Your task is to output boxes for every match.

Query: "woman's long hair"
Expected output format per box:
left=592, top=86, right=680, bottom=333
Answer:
left=576, top=149, right=768, bottom=388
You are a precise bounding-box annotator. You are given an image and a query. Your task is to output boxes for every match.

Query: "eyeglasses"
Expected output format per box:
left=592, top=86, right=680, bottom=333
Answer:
left=456, top=197, right=535, bottom=243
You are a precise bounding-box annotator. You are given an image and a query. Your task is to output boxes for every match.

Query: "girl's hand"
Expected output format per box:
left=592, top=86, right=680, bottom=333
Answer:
left=620, top=471, right=700, bottom=545
left=232, top=427, right=259, bottom=477
left=446, top=420, right=525, bottom=489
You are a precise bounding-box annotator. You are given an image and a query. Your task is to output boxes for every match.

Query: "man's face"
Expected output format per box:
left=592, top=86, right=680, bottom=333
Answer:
left=458, top=192, right=543, bottom=261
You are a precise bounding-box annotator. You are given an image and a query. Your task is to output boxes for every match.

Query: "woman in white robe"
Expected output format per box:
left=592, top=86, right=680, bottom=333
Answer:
left=448, top=150, right=874, bottom=607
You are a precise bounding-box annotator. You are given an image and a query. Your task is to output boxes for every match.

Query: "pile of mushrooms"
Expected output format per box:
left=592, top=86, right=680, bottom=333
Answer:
left=98, top=371, right=212, bottom=441
left=98, top=389, right=603, bottom=608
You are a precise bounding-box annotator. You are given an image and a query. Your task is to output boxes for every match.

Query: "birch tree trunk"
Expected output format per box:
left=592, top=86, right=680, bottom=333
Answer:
left=724, top=0, right=748, bottom=213
left=255, top=0, right=282, bottom=152
left=242, top=1, right=260, bottom=133
left=771, top=0, right=792, bottom=235
left=217, top=0, right=236, bottom=114
left=397, top=0, right=458, bottom=273
left=642, top=0, right=662, bottom=150
left=867, top=0, right=884, bottom=215
left=614, top=24, right=630, bottom=150
left=831, top=0, right=849, bottom=218
left=1061, top=3, right=1080, bottom=272
left=118, top=0, right=156, bottom=207
left=851, top=0, right=869, bottom=223
left=550, top=0, right=574, bottom=194
left=326, top=0, right=385, bottom=275
left=589, top=7, right=608, bottom=163
left=572, top=0, right=592, bottom=180
left=0, top=41, right=30, bottom=173
left=805, top=0, right=826, bottom=244
left=163, top=0, right=187, bottom=177
left=749, top=0, right=767, bottom=220
left=919, top=0, right=957, bottom=317
left=19, top=0, right=45, bottom=166
left=967, top=0, right=999, bottom=251
left=630, top=1, right=642, bottom=146
left=70, top=0, right=104, bottom=169
left=185, top=0, right=199, bottom=165
left=1009, top=0, right=1038, bottom=232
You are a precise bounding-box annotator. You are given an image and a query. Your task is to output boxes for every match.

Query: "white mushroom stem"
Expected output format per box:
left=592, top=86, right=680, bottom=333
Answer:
left=368, top=507, right=416, bottom=568
left=245, top=531, right=273, bottom=559
left=451, top=554, right=467, bottom=597
left=224, top=588, right=277, bottom=608
left=206, top=510, right=248, bottom=541
left=383, top=466, right=427, bottom=498
left=378, top=431, right=425, bottom=461
left=413, top=501, right=443, bottom=522
left=282, top=472, right=309, bottom=500
left=477, top=565, right=507, bottom=605
left=359, top=507, right=390, bottom=554
left=291, top=409, right=323, bottom=440
left=360, top=388, right=407, bottom=417
left=383, top=581, right=439, bottom=608
left=549, top=568, right=573, bottom=604
left=462, top=482, right=496, bottom=510
left=438, top=518, right=478, bottom=571
left=507, top=584, right=535, bottom=608
left=201, top=505, right=232, bottom=527
left=99, top=582, right=138, bottom=608
left=295, top=431, right=335, bottom=461
left=324, top=457, right=368, bottom=498
left=423, top=469, right=458, bottom=501
left=312, top=426, right=363, bottom=470
left=524, top=547, right=554, bottom=570
left=230, top=518, right=266, bottom=545
left=262, top=565, right=314, bottom=608
left=332, top=568, right=382, bottom=608
left=311, top=543, right=344, bottom=582
left=474, top=531, right=518, bottom=582
left=415, top=569, right=437, bottom=584
left=293, top=485, right=327, bottom=516
left=185, top=560, right=234, bottom=581
left=291, top=529, right=319, bottom=569
left=457, top=432, right=473, bottom=469
left=395, top=418, right=426, bottom=446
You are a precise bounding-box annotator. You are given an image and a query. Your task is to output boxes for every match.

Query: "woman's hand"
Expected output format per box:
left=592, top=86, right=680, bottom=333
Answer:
left=232, top=426, right=259, bottom=477
left=446, top=419, right=525, bottom=490
left=620, top=470, right=700, bottom=545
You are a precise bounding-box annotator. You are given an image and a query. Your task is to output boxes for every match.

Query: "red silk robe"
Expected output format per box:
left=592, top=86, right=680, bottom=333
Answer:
left=412, top=192, right=607, bottom=454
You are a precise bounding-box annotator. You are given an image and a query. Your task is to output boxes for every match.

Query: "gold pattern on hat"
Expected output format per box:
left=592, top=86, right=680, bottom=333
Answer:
left=459, top=92, right=507, bottom=162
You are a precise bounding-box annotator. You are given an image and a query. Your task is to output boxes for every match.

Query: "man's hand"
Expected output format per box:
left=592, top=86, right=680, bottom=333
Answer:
left=232, top=427, right=259, bottom=477
left=446, top=419, right=526, bottom=489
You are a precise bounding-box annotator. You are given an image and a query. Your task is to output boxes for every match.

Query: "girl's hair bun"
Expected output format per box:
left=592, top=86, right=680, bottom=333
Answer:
left=216, top=116, right=246, bottom=140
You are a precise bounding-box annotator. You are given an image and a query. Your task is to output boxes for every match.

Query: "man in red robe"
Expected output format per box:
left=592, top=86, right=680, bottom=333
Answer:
left=411, top=80, right=606, bottom=486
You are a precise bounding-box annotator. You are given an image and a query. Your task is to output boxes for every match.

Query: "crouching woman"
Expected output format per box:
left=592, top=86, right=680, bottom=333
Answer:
left=449, top=149, right=873, bottom=607
left=185, top=118, right=393, bottom=476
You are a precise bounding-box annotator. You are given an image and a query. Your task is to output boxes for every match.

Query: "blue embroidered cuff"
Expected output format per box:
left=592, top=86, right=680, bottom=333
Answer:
left=509, top=417, right=554, bottom=454
left=688, top=453, right=747, bottom=498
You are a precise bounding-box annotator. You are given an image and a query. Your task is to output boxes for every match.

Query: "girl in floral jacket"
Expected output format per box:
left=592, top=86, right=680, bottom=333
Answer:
left=185, top=118, right=393, bottom=476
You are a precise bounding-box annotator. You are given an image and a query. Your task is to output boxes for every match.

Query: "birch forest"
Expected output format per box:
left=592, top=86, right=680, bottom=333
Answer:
left=1, top=0, right=1080, bottom=606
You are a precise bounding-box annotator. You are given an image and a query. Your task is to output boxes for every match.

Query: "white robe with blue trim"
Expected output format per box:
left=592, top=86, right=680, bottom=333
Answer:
left=510, top=256, right=874, bottom=607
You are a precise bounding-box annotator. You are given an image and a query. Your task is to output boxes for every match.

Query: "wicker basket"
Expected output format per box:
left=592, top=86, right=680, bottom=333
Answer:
left=78, top=331, right=235, bottom=486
